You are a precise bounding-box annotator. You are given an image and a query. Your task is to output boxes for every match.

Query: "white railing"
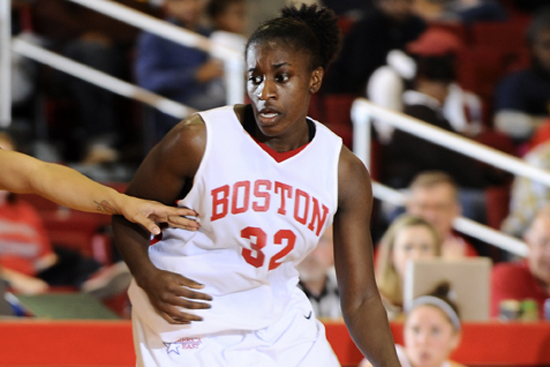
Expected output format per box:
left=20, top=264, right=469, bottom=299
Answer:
left=0, top=0, right=245, bottom=127
left=68, top=0, right=245, bottom=106
left=0, top=0, right=10, bottom=127
left=12, top=38, right=193, bottom=119
left=352, top=98, right=550, bottom=186
left=352, top=98, right=534, bottom=257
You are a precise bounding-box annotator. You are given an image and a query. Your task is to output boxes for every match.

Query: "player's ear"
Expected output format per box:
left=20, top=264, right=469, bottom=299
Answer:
left=309, top=67, right=324, bottom=94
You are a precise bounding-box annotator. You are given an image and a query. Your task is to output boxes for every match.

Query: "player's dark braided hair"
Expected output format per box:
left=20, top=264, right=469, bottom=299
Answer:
left=245, top=4, right=342, bottom=72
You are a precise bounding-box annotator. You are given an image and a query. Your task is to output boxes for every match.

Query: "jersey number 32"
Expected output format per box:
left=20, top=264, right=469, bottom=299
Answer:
left=241, top=227, right=296, bottom=270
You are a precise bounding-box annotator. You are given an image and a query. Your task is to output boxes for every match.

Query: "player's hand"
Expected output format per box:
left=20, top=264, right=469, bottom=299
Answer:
left=118, top=195, right=200, bottom=235
left=139, top=267, right=212, bottom=324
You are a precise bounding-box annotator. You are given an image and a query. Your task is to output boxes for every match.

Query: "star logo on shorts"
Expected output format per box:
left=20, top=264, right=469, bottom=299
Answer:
left=164, top=342, right=181, bottom=355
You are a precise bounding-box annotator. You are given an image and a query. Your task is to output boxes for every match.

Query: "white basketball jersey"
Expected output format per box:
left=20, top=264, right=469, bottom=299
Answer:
left=129, top=105, right=342, bottom=342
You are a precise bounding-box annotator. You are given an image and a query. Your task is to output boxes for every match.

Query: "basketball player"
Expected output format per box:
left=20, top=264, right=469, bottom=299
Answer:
left=0, top=147, right=199, bottom=235
left=112, top=4, right=400, bottom=366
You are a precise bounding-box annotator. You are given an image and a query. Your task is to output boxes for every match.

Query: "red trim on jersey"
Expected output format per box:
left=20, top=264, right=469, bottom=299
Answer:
left=150, top=232, right=163, bottom=245
left=251, top=136, right=310, bottom=163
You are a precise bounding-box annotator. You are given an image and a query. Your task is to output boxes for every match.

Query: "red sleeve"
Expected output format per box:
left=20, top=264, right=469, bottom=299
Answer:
left=18, top=201, right=53, bottom=258
left=0, top=200, right=54, bottom=276
left=490, top=261, right=538, bottom=318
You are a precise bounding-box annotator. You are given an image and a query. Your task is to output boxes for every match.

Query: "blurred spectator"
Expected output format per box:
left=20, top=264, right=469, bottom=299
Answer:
left=367, top=49, right=417, bottom=144
left=0, top=132, right=131, bottom=300
left=447, top=0, right=508, bottom=24
left=491, top=204, right=550, bottom=319
left=382, top=55, right=497, bottom=195
left=367, top=27, right=483, bottom=144
left=29, top=0, right=150, bottom=164
left=501, top=141, right=550, bottom=238
left=324, top=0, right=426, bottom=95
left=320, top=0, right=373, bottom=20
left=375, top=214, right=441, bottom=320
left=526, top=118, right=550, bottom=152
left=135, top=0, right=225, bottom=143
left=359, top=281, right=465, bottom=367
left=413, top=0, right=507, bottom=23
left=493, top=8, right=550, bottom=144
left=296, top=225, right=341, bottom=320
left=405, top=171, right=480, bottom=258
left=207, top=0, right=248, bottom=55
left=412, top=0, right=455, bottom=22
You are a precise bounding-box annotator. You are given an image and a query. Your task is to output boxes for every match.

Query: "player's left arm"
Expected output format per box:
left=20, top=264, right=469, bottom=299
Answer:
left=333, top=146, right=399, bottom=367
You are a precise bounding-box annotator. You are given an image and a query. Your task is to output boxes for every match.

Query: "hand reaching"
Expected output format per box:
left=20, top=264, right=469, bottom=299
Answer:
left=139, top=267, right=212, bottom=324
left=118, top=195, right=201, bottom=235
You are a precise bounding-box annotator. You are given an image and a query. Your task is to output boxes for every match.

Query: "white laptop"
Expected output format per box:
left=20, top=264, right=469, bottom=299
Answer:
left=403, top=258, right=492, bottom=322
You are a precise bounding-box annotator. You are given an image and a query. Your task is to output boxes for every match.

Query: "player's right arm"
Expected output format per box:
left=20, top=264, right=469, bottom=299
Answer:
left=112, top=114, right=212, bottom=324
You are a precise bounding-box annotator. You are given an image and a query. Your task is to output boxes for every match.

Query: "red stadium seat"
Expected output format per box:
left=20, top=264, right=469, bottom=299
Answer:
left=456, top=46, right=529, bottom=127
left=322, top=94, right=355, bottom=149
left=469, top=19, right=531, bottom=51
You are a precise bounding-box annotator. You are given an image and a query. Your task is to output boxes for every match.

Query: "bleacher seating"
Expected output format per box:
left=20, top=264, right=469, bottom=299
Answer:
left=14, top=184, right=130, bottom=317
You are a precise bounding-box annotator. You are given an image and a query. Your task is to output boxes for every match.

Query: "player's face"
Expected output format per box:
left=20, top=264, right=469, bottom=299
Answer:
left=391, top=224, right=438, bottom=281
left=404, top=305, right=460, bottom=367
left=246, top=40, right=323, bottom=145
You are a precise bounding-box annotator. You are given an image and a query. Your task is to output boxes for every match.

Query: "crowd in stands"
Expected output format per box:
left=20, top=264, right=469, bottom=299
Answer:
left=4, top=0, right=550, bottom=366
left=0, top=131, right=133, bottom=316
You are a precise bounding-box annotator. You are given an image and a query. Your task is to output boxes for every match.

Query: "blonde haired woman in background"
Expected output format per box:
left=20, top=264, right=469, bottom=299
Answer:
left=375, top=214, right=442, bottom=320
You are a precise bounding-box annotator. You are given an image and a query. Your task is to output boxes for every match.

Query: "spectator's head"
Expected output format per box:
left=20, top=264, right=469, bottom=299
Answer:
left=376, top=214, right=441, bottom=306
left=412, top=55, right=455, bottom=104
left=406, top=171, right=461, bottom=239
left=296, top=225, right=334, bottom=285
left=163, top=0, right=204, bottom=29
left=407, top=27, right=464, bottom=58
left=526, top=7, right=550, bottom=73
left=206, top=0, right=247, bottom=35
left=523, top=204, right=550, bottom=288
left=374, top=0, right=414, bottom=23
left=404, top=281, right=462, bottom=367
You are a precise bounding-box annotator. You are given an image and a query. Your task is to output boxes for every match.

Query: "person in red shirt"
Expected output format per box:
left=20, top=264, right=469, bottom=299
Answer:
left=491, top=205, right=550, bottom=319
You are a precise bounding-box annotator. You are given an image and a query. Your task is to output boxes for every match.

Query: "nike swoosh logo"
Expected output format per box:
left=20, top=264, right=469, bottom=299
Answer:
left=304, top=311, right=312, bottom=320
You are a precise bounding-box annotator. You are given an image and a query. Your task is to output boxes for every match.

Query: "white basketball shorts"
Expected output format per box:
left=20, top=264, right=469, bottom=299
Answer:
left=132, top=287, right=341, bottom=367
